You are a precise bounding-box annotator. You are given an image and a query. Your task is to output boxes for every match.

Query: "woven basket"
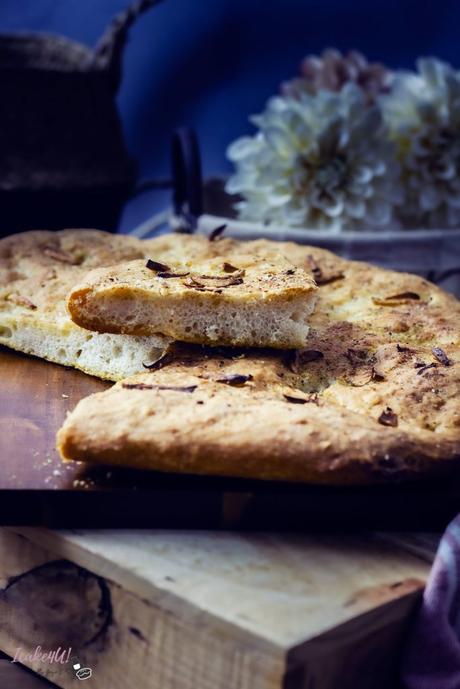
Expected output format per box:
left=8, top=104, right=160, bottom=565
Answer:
left=0, top=0, right=161, bottom=236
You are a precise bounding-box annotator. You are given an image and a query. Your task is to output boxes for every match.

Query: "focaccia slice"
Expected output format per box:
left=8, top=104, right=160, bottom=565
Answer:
left=57, top=338, right=460, bottom=485
left=0, top=230, right=170, bottom=380
left=58, top=237, right=460, bottom=485
left=67, top=254, right=317, bottom=349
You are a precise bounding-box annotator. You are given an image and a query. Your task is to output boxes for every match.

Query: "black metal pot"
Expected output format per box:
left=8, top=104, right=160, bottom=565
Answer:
left=0, top=0, right=162, bottom=236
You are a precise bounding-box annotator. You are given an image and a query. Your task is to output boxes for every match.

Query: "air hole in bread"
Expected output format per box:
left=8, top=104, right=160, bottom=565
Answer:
left=0, top=326, right=12, bottom=338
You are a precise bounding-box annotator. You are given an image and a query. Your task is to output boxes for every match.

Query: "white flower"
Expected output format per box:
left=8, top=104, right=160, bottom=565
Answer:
left=381, top=57, right=460, bottom=228
left=282, top=48, right=393, bottom=104
left=226, top=85, right=402, bottom=231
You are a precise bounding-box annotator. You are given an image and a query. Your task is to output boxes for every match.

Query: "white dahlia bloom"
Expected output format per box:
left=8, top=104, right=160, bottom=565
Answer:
left=226, top=84, right=402, bottom=231
left=381, top=57, right=460, bottom=228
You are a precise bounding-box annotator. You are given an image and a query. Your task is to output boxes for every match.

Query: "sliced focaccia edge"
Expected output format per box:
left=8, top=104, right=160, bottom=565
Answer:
left=67, top=254, right=317, bottom=349
left=56, top=346, right=460, bottom=485
left=0, top=229, right=171, bottom=380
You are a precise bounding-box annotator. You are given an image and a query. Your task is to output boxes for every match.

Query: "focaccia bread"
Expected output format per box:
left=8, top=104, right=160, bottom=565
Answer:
left=67, top=253, right=317, bottom=349
left=58, top=240, right=460, bottom=485
left=0, top=230, right=170, bottom=380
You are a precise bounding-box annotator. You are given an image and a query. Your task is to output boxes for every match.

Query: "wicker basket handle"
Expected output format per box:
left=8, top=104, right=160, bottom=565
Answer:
left=92, top=0, right=165, bottom=90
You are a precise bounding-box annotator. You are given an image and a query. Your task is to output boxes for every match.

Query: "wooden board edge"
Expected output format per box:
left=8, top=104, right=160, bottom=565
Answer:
left=284, top=591, right=422, bottom=689
left=0, top=528, right=286, bottom=689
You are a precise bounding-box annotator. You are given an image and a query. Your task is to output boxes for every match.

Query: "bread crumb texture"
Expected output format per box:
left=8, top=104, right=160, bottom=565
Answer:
left=67, top=252, right=317, bottom=348
left=0, top=230, right=171, bottom=380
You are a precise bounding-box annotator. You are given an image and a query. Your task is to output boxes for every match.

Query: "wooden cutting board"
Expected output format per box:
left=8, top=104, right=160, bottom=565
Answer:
left=1, top=344, right=459, bottom=529
left=0, top=526, right=438, bottom=689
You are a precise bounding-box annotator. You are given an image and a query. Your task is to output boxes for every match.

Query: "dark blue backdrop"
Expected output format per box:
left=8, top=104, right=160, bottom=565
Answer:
left=1, top=0, right=459, bottom=231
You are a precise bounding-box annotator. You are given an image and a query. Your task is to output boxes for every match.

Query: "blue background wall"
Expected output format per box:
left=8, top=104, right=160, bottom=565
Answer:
left=1, top=0, right=459, bottom=230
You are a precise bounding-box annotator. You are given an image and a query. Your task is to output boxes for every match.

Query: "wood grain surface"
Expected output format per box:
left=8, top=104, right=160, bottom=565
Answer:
left=0, top=526, right=435, bottom=689
left=0, top=345, right=109, bottom=491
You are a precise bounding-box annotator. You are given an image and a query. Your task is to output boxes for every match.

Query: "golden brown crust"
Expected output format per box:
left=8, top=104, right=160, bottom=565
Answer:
left=67, top=254, right=317, bottom=348
left=0, top=230, right=170, bottom=379
left=57, top=234, right=460, bottom=484
left=57, top=343, right=460, bottom=485
left=0, top=229, right=146, bottom=314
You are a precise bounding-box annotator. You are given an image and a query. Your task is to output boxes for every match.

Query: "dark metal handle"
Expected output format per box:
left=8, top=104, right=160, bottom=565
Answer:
left=125, top=128, right=203, bottom=237
left=170, top=127, right=203, bottom=231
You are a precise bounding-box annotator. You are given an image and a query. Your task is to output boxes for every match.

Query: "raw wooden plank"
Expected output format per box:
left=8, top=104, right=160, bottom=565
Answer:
left=0, top=527, right=432, bottom=689
left=0, top=529, right=285, bottom=689
left=9, top=528, right=431, bottom=648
